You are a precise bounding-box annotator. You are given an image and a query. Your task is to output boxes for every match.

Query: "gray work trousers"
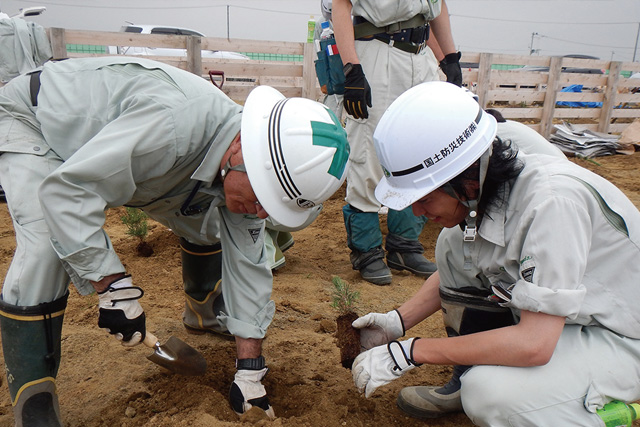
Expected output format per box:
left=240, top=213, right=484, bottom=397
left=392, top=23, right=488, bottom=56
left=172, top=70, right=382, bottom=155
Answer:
left=436, top=227, right=640, bottom=427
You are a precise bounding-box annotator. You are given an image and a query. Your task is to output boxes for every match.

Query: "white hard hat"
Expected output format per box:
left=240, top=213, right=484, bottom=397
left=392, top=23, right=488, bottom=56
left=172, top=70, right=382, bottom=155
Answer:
left=463, top=87, right=480, bottom=103
left=321, top=0, right=332, bottom=20
left=374, top=81, right=497, bottom=211
left=241, top=86, right=350, bottom=228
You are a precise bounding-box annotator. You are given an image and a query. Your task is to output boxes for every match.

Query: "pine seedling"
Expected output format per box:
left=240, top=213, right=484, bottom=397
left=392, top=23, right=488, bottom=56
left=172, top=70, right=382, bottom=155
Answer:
left=330, top=275, right=360, bottom=315
left=120, top=207, right=149, bottom=241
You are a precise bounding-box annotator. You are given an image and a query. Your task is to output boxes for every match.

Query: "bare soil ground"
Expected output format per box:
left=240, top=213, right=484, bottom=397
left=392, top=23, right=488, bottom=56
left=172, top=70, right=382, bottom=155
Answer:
left=0, top=153, right=638, bottom=426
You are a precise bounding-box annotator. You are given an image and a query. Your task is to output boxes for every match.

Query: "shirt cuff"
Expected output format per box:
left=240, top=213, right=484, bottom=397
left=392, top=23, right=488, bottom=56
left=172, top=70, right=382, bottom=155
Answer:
left=506, top=281, right=586, bottom=320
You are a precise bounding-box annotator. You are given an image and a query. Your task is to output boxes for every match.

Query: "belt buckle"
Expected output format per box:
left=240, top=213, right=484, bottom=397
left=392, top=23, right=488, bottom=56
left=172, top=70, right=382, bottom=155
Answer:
left=415, top=39, right=427, bottom=54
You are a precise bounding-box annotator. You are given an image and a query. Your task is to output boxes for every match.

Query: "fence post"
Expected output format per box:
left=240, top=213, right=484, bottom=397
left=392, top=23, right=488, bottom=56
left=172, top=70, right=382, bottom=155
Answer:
left=476, top=52, right=492, bottom=108
left=47, top=27, right=68, bottom=60
left=302, top=43, right=317, bottom=100
left=186, top=35, right=203, bottom=77
left=598, top=61, right=622, bottom=134
left=539, top=55, right=562, bottom=138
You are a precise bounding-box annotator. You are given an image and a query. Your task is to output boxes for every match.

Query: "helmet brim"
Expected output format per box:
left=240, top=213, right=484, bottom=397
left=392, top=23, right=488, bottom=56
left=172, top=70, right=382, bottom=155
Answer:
left=375, top=178, right=428, bottom=211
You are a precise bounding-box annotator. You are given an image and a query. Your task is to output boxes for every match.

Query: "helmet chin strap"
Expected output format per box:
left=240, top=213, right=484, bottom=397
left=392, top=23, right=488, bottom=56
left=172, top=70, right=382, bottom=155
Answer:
left=439, top=145, right=493, bottom=271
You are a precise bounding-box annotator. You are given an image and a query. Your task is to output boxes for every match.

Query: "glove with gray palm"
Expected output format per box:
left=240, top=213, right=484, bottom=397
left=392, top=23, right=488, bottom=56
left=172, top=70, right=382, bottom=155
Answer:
left=352, top=338, right=422, bottom=398
left=351, top=309, right=405, bottom=350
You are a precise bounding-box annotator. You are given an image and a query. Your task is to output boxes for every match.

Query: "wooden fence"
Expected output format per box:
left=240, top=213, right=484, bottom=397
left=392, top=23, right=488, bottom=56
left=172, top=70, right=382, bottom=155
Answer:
left=47, top=28, right=640, bottom=138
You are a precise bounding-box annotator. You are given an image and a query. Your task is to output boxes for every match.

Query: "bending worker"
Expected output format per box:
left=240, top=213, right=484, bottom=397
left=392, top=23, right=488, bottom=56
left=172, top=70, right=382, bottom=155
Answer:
left=0, top=56, right=349, bottom=425
left=350, top=81, right=640, bottom=425
left=332, top=0, right=462, bottom=285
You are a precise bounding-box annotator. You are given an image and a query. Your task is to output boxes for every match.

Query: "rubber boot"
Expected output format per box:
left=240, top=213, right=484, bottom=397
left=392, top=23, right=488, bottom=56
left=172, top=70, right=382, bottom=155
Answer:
left=276, top=231, right=294, bottom=253
left=265, top=229, right=293, bottom=271
left=397, top=287, right=515, bottom=419
left=180, top=238, right=232, bottom=338
left=0, top=293, right=68, bottom=427
left=343, top=204, right=391, bottom=285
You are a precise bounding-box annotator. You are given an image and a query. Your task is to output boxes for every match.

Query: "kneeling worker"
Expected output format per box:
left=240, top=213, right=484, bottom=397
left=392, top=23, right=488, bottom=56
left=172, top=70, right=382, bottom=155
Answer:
left=351, top=81, right=640, bottom=426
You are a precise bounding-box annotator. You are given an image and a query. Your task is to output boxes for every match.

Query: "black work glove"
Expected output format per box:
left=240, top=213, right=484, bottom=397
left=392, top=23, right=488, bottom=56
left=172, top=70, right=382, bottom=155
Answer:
left=98, top=275, right=146, bottom=346
left=343, top=64, right=372, bottom=119
left=440, top=52, right=463, bottom=87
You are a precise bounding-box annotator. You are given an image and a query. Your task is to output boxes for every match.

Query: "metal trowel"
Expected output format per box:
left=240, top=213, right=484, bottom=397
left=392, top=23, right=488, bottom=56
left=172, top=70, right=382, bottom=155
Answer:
left=142, top=332, right=207, bottom=376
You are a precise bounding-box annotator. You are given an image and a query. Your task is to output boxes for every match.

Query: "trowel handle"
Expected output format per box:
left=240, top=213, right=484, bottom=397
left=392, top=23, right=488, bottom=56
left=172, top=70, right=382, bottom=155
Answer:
left=142, top=331, right=159, bottom=349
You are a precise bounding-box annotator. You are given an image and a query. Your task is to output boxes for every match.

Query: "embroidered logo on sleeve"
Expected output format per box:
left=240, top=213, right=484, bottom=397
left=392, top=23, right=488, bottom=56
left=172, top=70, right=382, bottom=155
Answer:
left=519, top=255, right=536, bottom=283
left=248, top=228, right=261, bottom=244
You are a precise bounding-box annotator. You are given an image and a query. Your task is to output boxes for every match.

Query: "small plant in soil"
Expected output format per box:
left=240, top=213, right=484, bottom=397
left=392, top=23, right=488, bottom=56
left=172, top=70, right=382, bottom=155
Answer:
left=330, top=275, right=361, bottom=369
left=120, top=207, right=154, bottom=257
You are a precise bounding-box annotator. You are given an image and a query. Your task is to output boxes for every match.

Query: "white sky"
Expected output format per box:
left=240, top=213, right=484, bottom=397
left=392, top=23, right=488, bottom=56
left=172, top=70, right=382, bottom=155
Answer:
left=2, top=0, right=639, bottom=62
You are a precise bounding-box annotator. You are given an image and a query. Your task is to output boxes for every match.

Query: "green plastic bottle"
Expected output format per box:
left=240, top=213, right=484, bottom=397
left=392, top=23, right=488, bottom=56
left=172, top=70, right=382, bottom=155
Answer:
left=597, top=400, right=640, bottom=427
left=307, top=16, right=316, bottom=43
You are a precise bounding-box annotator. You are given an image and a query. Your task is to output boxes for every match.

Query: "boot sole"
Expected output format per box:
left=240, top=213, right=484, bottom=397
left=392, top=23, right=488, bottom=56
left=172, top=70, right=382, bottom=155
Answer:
left=387, top=260, right=435, bottom=278
left=271, top=257, right=286, bottom=271
left=279, top=239, right=294, bottom=253
left=361, top=274, right=392, bottom=286
left=396, top=394, right=452, bottom=419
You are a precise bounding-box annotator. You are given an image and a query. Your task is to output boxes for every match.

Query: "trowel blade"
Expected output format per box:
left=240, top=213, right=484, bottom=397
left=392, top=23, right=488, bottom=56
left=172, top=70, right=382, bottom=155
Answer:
left=146, top=336, right=207, bottom=376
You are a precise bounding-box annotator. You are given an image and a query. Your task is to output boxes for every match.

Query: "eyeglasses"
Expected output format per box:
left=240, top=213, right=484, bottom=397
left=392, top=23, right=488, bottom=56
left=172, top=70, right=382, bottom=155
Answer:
left=220, top=157, right=264, bottom=214
left=220, top=158, right=246, bottom=182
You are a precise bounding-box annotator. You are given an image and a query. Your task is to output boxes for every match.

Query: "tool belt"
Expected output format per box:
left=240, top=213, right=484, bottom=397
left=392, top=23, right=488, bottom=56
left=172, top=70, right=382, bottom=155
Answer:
left=29, top=70, right=42, bottom=107
left=353, top=15, right=429, bottom=55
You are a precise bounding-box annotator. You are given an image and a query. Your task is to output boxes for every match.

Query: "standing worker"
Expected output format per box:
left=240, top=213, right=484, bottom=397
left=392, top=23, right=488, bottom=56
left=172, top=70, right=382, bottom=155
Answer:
left=0, top=10, right=51, bottom=85
left=0, top=56, right=349, bottom=426
left=332, top=0, right=462, bottom=285
left=350, top=81, right=640, bottom=424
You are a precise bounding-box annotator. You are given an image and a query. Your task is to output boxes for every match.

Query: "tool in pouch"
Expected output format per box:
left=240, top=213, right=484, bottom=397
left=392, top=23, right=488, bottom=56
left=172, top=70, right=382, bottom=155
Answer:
left=314, top=21, right=345, bottom=96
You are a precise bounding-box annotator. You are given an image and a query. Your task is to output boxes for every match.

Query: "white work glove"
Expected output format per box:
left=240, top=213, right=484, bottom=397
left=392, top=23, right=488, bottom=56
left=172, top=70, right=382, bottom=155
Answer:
left=352, top=309, right=405, bottom=350
left=229, top=367, right=275, bottom=419
left=352, top=337, right=421, bottom=398
left=98, top=275, right=146, bottom=347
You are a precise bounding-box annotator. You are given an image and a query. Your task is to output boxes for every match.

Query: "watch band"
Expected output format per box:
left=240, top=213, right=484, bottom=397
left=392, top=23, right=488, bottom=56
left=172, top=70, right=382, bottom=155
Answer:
left=235, top=355, right=266, bottom=370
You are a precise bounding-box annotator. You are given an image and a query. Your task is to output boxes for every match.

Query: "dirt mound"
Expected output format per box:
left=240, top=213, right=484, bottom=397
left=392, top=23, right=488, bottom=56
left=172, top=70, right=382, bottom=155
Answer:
left=0, top=154, right=638, bottom=426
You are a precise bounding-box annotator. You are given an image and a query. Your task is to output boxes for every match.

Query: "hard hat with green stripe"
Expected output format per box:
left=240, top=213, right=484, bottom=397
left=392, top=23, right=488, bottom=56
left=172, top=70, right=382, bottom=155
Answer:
left=374, top=81, right=497, bottom=211
left=242, top=86, right=350, bottom=228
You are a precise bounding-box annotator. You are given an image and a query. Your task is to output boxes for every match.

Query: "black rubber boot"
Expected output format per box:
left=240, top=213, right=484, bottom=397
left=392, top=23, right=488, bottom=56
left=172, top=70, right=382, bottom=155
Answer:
left=397, top=287, right=515, bottom=419
left=0, top=293, right=68, bottom=427
left=180, top=238, right=231, bottom=337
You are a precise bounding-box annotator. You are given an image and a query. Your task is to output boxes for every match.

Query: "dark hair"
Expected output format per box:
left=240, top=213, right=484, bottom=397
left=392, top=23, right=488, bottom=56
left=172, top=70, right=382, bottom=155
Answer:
left=447, top=136, right=524, bottom=215
left=485, top=109, right=506, bottom=123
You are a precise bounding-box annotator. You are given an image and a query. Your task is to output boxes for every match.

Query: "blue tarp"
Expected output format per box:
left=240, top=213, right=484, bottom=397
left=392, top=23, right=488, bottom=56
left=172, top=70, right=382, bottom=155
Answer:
left=556, top=84, right=602, bottom=108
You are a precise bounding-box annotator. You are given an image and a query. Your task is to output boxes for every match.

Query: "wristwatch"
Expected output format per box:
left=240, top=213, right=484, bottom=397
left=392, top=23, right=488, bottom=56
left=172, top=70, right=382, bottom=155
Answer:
left=235, top=355, right=266, bottom=370
left=343, top=62, right=354, bottom=77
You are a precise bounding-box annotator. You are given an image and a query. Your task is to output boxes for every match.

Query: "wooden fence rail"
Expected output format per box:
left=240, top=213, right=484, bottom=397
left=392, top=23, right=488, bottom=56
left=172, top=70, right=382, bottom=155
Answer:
left=47, top=28, right=640, bottom=138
